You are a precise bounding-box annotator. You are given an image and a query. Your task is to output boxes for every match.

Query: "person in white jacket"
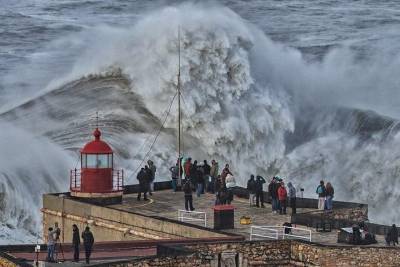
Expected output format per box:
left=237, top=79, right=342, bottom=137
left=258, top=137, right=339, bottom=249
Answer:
left=225, top=174, right=236, bottom=204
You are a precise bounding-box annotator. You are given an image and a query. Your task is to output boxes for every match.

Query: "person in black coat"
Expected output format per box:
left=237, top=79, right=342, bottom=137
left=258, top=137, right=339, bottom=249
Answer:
left=137, top=167, right=149, bottom=201
left=386, top=224, right=399, bottom=246
left=81, top=226, right=94, bottom=264
left=72, top=224, right=80, bottom=262
left=183, top=179, right=195, bottom=211
left=255, top=175, right=266, bottom=208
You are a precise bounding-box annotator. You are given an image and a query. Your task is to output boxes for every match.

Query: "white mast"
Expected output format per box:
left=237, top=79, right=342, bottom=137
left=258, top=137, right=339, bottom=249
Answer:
left=177, top=27, right=182, bottom=186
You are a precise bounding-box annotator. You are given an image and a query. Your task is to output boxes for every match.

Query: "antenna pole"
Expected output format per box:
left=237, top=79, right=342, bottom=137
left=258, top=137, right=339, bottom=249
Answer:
left=95, top=111, right=99, bottom=129
left=177, top=26, right=182, bottom=187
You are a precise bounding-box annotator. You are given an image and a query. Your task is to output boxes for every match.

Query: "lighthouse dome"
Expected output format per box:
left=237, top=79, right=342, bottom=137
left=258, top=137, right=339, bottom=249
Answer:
left=81, top=128, right=113, bottom=154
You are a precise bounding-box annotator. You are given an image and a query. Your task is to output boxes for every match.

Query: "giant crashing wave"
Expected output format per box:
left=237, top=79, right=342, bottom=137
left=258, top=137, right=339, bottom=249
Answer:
left=1, top=3, right=400, bottom=243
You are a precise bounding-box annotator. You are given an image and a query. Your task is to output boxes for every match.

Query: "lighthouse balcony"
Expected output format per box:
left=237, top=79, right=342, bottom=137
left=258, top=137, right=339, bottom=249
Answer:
left=70, top=169, right=124, bottom=194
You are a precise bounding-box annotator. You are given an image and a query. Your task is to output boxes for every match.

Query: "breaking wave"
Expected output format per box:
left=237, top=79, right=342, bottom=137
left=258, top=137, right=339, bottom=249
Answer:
left=2, top=3, right=400, bottom=242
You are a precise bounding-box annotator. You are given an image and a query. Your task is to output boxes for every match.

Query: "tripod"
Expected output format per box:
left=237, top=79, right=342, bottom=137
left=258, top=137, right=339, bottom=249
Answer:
left=54, top=240, right=65, bottom=262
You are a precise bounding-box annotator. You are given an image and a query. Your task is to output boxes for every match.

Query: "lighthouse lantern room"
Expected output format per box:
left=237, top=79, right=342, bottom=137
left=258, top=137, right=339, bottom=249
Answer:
left=70, top=128, right=124, bottom=204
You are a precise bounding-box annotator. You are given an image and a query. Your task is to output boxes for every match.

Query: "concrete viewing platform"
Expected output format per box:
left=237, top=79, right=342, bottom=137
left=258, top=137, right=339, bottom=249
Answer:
left=108, top=190, right=388, bottom=247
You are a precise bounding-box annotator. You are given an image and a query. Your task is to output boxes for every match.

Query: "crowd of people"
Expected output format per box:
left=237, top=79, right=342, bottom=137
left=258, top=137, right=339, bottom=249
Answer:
left=46, top=222, right=94, bottom=264
left=174, top=158, right=237, bottom=211
left=136, top=160, right=157, bottom=201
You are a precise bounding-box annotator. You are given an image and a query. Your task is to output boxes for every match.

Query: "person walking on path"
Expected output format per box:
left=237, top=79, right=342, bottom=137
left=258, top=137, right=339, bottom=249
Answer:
left=81, top=226, right=94, bottom=264
left=147, top=160, right=156, bottom=195
left=325, top=182, right=334, bottom=210
left=210, top=160, right=219, bottom=194
left=137, top=167, right=149, bottom=201
left=316, top=180, right=326, bottom=210
left=255, top=175, right=266, bottom=208
left=247, top=175, right=257, bottom=206
left=72, top=224, right=80, bottom=262
left=183, top=179, right=195, bottom=211
left=287, top=182, right=296, bottom=214
left=386, top=224, right=399, bottom=246
left=169, top=163, right=179, bottom=192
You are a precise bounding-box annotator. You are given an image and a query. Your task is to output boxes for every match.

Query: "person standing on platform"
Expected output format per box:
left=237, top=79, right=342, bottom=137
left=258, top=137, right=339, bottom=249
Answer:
left=46, top=227, right=57, bottom=262
left=386, top=224, right=399, bottom=246
left=214, top=175, right=223, bottom=205
left=316, top=180, right=326, bottom=210
left=225, top=174, right=236, bottom=204
left=169, top=163, right=179, bottom=192
left=137, top=167, right=149, bottom=201
left=81, top=226, right=94, bottom=264
left=221, top=164, right=232, bottom=184
left=184, top=158, right=192, bottom=180
left=287, top=182, right=297, bottom=214
left=203, top=160, right=211, bottom=192
left=183, top=179, right=195, bottom=211
left=72, top=224, right=80, bottom=262
left=147, top=160, right=156, bottom=195
left=210, top=160, right=219, bottom=194
left=247, top=175, right=256, bottom=206
left=278, top=182, right=288, bottom=215
left=268, top=178, right=277, bottom=213
left=195, top=165, right=204, bottom=197
left=54, top=222, right=61, bottom=258
left=325, top=182, right=334, bottom=211
left=255, top=175, right=266, bottom=208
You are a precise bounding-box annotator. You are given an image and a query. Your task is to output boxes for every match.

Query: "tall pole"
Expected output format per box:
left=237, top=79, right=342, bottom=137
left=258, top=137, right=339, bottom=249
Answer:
left=177, top=27, right=182, bottom=187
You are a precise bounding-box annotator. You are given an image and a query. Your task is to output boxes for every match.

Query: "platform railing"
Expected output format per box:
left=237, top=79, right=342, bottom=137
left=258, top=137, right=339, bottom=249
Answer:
left=250, top=225, right=312, bottom=242
left=250, top=226, right=279, bottom=240
left=177, top=210, right=207, bottom=227
left=70, top=168, right=124, bottom=192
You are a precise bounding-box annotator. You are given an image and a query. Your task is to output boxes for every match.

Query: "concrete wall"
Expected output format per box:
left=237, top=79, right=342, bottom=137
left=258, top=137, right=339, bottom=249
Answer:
left=42, top=194, right=230, bottom=243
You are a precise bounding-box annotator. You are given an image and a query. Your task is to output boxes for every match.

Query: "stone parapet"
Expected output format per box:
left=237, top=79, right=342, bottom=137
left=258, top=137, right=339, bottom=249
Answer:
left=105, top=240, right=400, bottom=267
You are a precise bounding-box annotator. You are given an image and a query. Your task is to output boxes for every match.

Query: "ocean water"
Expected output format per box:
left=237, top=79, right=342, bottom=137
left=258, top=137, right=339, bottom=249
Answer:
left=1, top=0, right=400, bottom=243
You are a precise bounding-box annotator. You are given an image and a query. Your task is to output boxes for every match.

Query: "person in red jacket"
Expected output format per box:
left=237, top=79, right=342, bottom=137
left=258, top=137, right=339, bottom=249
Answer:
left=277, top=182, right=288, bottom=215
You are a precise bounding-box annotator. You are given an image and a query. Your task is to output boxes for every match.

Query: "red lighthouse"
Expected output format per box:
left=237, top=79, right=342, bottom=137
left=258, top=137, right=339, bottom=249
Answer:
left=70, top=128, right=124, bottom=204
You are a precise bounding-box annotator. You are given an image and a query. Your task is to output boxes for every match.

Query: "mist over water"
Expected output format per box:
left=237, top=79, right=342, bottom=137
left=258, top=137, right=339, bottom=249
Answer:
left=1, top=1, right=400, bottom=243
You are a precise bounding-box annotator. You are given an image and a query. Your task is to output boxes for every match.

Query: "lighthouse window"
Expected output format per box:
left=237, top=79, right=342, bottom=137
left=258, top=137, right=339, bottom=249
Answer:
left=86, top=155, right=97, bottom=168
left=81, top=154, right=112, bottom=168
left=97, top=155, right=108, bottom=168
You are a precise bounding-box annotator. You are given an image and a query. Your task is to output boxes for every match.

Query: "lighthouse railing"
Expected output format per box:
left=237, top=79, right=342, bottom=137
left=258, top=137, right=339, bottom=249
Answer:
left=70, top=168, right=81, bottom=191
left=113, top=169, right=124, bottom=192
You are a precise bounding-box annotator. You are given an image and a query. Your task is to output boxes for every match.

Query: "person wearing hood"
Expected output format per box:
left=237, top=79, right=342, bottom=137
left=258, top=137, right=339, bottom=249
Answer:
left=287, top=182, right=296, bottom=214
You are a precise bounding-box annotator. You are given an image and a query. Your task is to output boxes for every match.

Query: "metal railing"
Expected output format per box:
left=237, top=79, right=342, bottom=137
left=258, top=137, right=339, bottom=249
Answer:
left=70, top=168, right=124, bottom=192
left=250, top=226, right=279, bottom=240
left=178, top=210, right=207, bottom=227
left=250, top=225, right=312, bottom=242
